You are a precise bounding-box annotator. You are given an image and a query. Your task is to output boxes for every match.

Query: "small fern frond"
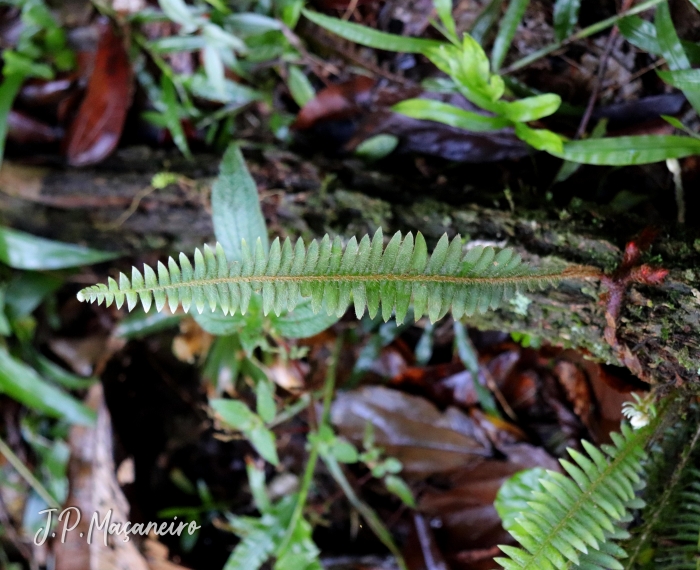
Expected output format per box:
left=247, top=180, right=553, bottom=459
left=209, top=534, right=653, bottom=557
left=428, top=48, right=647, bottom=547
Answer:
left=654, top=467, right=700, bottom=569
left=77, top=229, right=593, bottom=323
left=623, top=407, right=700, bottom=570
left=495, top=423, right=651, bottom=570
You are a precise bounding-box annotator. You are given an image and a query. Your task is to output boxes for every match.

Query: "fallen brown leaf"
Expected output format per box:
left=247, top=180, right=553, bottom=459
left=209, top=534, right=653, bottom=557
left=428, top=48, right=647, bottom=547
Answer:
left=64, top=19, right=134, bottom=166
left=331, top=386, right=492, bottom=475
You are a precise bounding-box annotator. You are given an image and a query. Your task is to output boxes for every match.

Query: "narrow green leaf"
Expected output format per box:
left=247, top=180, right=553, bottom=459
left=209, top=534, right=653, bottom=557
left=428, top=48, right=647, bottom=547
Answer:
left=393, top=98, right=510, bottom=131
left=655, top=1, right=700, bottom=114
left=287, top=66, right=315, bottom=108
left=0, top=227, right=118, bottom=270
left=256, top=379, right=276, bottom=423
left=249, top=425, right=279, bottom=465
left=553, top=0, right=581, bottom=42
left=354, top=134, right=399, bottom=160
left=302, top=9, right=443, bottom=53
left=470, top=0, right=505, bottom=45
left=384, top=474, right=416, bottom=507
left=657, top=68, right=700, bottom=90
left=0, top=73, right=24, bottom=171
left=499, top=93, right=562, bottom=122
left=0, top=348, right=95, bottom=425
left=211, top=144, right=268, bottom=262
left=491, top=0, right=530, bottom=71
left=434, top=0, right=458, bottom=42
left=515, top=124, right=564, bottom=153
left=552, top=135, right=700, bottom=164
left=160, top=75, right=192, bottom=159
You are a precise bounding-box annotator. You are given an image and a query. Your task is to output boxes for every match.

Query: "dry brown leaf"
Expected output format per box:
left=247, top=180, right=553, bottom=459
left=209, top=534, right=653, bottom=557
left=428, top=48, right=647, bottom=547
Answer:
left=54, top=384, right=149, bottom=570
left=172, top=318, right=213, bottom=364
left=331, top=386, right=491, bottom=475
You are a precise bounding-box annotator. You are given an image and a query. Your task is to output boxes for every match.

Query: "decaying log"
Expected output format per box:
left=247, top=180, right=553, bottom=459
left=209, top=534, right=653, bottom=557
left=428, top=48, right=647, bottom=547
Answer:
left=0, top=146, right=698, bottom=386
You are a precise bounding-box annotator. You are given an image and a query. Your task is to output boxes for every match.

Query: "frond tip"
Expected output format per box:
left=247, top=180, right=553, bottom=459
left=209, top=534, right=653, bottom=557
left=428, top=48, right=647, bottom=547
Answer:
left=76, top=229, right=581, bottom=323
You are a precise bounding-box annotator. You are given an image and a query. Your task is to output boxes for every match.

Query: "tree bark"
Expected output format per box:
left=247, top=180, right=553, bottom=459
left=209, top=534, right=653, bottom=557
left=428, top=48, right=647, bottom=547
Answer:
left=1, top=147, right=698, bottom=386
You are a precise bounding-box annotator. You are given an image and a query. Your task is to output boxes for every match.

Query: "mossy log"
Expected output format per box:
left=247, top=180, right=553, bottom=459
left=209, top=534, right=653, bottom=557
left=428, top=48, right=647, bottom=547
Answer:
left=0, top=146, right=698, bottom=385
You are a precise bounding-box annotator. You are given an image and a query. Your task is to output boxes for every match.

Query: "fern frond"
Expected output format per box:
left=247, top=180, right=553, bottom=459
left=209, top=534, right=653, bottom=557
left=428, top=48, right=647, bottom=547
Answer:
left=654, top=468, right=700, bottom=569
left=76, top=229, right=592, bottom=323
left=495, top=423, right=650, bottom=570
left=621, top=406, right=700, bottom=570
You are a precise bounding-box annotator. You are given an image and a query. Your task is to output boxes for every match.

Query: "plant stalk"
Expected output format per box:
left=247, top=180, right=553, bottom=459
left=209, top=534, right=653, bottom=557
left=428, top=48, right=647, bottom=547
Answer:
left=502, top=0, right=665, bottom=74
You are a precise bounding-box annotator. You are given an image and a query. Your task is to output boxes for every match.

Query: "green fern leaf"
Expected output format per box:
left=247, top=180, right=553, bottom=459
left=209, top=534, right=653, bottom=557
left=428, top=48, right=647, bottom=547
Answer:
left=495, top=423, right=651, bottom=570
left=76, top=229, right=595, bottom=323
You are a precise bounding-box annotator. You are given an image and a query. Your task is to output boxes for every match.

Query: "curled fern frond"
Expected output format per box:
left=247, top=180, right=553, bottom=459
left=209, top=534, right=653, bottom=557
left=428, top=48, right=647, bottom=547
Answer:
left=496, top=423, right=650, bottom=570
left=76, top=229, right=595, bottom=323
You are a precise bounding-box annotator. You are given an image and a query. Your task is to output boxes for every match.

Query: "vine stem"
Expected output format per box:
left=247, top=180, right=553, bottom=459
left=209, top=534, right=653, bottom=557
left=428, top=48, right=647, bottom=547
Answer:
left=276, top=335, right=342, bottom=557
left=501, top=0, right=665, bottom=74
left=0, top=435, right=60, bottom=509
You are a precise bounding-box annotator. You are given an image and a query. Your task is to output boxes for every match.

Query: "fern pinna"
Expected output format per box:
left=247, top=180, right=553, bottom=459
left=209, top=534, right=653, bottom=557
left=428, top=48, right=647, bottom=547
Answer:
left=495, top=422, right=650, bottom=570
left=76, top=229, right=595, bottom=322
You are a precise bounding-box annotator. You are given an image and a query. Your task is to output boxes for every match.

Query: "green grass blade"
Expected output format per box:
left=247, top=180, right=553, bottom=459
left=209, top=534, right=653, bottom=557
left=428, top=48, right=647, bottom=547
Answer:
left=491, top=0, right=530, bottom=71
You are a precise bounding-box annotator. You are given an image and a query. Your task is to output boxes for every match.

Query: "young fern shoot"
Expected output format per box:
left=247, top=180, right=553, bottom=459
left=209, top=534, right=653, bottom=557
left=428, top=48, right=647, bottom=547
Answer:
left=76, top=229, right=597, bottom=323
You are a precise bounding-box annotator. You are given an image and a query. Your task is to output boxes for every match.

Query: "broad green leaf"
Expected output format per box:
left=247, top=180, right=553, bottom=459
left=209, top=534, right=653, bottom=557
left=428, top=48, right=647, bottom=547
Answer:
left=269, top=298, right=340, bottom=339
left=211, top=144, right=268, bottom=262
left=618, top=15, right=700, bottom=65
left=393, top=98, right=510, bottom=131
left=498, top=93, right=562, bottom=122
left=514, top=124, right=564, bottom=153
left=0, top=73, right=24, bottom=170
left=495, top=467, right=548, bottom=530
left=30, top=353, right=97, bottom=390
left=0, top=227, right=118, bottom=270
left=0, top=348, right=95, bottom=425
left=114, top=309, right=182, bottom=339
left=302, top=9, right=443, bottom=53
left=256, top=379, right=276, bottom=423
left=211, top=399, right=257, bottom=431
left=249, top=424, right=279, bottom=465
left=657, top=68, right=700, bottom=90
left=553, top=0, right=581, bottom=42
left=354, top=134, right=399, bottom=160
left=5, top=272, right=62, bottom=318
left=689, top=0, right=700, bottom=10
left=552, top=135, right=700, bottom=164
left=491, top=0, right=530, bottom=71
left=195, top=310, right=248, bottom=336
left=212, top=398, right=279, bottom=465
left=434, top=0, right=458, bottom=43
left=246, top=460, right=271, bottom=514
left=384, top=474, right=416, bottom=507
left=655, top=2, right=700, bottom=114
left=618, top=15, right=660, bottom=53
left=287, top=66, right=315, bottom=107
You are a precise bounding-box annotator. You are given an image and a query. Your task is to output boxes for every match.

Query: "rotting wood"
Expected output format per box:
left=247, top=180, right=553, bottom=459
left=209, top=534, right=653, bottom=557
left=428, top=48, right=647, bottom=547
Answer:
left=0, top=146, right=698, bottom=385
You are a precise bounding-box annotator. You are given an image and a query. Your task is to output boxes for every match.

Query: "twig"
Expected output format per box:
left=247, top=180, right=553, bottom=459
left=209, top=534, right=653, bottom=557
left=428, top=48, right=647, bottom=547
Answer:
left=501, top=0, right=665, bottom=74
left=576, top=31, right=618, bottom=138
left=277, top=335, right=343, bottom=556
left=576, top=0, right=634, bottom=138
left=0, top=435, right=60, bottom=509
